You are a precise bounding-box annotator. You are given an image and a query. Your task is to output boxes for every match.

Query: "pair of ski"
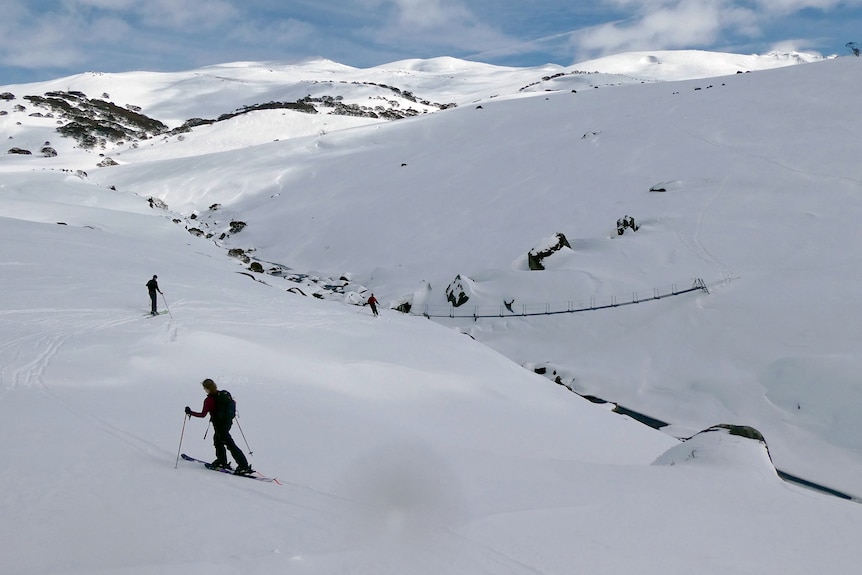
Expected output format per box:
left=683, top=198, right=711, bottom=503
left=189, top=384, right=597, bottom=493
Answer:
left=181, top=454, right=281, bottom=484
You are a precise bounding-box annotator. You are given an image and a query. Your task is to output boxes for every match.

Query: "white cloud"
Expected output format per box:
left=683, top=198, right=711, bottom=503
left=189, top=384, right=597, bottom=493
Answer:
left=357, top=0, right=514, bottom=54
left=603, top=0, right=858, bottom=9
left=576, top=0, right=758, bottom=56
left=66, top=0, right=137, bottom=9
left=388, top=0, right=472, bottom=28
left=0, top=0, right=245, bottom=74
left=565, top=0, right=862, bottom=58
left=570, top=0, right=862, bottom=59
left=0, top=7, right=88, bottom=69
left=226, top=18, right=317, bottom=49
left=754, top=0, right=861, bottom=14
left=61, top=0, right=239, bottom=32
left=135, top=0, right=240, bottom=31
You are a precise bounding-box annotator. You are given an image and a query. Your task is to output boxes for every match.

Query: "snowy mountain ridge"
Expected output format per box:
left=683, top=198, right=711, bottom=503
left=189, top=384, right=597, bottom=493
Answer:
left=0, top=49, right=825, bottom=161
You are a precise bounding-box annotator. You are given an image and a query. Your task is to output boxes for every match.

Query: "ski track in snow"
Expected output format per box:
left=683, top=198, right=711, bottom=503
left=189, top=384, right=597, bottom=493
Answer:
left=693, top=175, right=733, bottom=276
left=0, top=308, right=182, bottom=466
left=0, top=309, right=148, bottom=389
left=1, top=330, right=67, bottom=390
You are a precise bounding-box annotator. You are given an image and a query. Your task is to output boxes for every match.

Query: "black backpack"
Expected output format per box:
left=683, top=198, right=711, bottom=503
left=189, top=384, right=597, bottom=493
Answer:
left=213, top=389, right=236, bottom=423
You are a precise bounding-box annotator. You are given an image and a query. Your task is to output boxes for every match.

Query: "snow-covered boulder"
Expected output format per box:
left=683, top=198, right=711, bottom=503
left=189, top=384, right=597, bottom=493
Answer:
left=445, top=274, right=474, bottom=307
left=527, top=232, right=572, bottom=270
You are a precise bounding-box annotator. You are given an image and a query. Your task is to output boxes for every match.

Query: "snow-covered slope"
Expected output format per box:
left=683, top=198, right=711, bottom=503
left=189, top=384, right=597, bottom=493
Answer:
left=81, top=54, right=862, bottom=494
left=2, top=50, right=862, bottom=574
left=572, top=49, right=828, bottom=81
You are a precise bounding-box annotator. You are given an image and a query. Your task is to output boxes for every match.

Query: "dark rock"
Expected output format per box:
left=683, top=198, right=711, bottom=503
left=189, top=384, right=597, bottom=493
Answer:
left=528, top=232, right=571, bottom=271
left=445, top=274, right=471, bottom=307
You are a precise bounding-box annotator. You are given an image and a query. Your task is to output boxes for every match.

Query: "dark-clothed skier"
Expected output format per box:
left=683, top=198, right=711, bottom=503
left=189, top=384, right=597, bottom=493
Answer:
left=146, top=275, right=162, bottom=315
left=185, top=378, right=253, bottom=475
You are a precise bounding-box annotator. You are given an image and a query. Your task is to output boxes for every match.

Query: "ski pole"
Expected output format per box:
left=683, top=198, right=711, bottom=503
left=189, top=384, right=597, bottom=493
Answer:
left=175, top=413, right=189, bottom=468
left=161, top=293, right=173, bottom=318
left=204, top=421, right=210, bottom=440
left=235, top=416, right=253, bottom=456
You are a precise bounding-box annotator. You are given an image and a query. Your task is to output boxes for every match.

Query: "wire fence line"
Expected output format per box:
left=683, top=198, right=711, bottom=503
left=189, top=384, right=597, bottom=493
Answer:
left=419, top=277, right=714, bottom=319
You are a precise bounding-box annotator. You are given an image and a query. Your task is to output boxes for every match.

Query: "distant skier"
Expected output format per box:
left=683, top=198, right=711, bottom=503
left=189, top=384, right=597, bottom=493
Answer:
left=185, top=378, right=254, bottom=475
left=146, top=275, right=162, bottom=315
left=367, top=293, right=379, bottom=316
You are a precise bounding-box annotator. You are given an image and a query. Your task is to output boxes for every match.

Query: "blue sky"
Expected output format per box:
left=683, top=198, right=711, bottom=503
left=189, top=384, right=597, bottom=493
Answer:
left=2, top=0, right=861, bottom=83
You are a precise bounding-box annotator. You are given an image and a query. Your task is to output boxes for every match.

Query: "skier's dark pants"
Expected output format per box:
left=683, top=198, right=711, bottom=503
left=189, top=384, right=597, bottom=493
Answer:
left=213, top=420, right=249, bottom=468
left=149, top=290, right=158, bottom=314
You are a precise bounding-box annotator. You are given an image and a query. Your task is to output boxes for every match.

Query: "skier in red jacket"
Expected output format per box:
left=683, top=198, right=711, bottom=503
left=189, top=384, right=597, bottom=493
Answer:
left=185, top=378, right=253, bottom=475
left=367, top=293, right=379, bottom=316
